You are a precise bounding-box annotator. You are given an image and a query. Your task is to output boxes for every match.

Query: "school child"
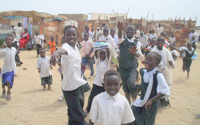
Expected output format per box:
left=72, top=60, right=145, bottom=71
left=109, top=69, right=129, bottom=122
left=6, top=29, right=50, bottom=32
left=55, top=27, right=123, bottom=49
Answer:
left=37, top=48, right=53, bottom=91
left=117, top=22, right=143, bottom=104
left=27, top=37, right=33, bottom=50
left=160, top=31, right=170, bottom=48
left=130, top=52, right=170, bottom=125
left=157, top=23, right=164, bottom=37
left=55, top=35, right=58, bottom=50
left=139, top=31, right=148, bottom=54
left=89, top=70, right=135, bottom=125
left=48, top=36, right=56, bottom=55
left=191, top=36, right=197, bottom=50
left=145, top=39, right=155, bottom=57
left=170, top=46, right=178, bottom=60
left=50, top=25, right=87, bottom=124
left=85, top=48, right=110, bottom=113
left=181, top=43, right=194, bottom=78
left=169, top=34, right=176, bottom=46
left=34, top=31, right=42, bottom=57
left=149, top=29, right=157, bottom=40
left=110, top=29, right=119, bottom=52
left=0, top=35, right=21, bottom=101
left=81, top=32, right=94, bottom=79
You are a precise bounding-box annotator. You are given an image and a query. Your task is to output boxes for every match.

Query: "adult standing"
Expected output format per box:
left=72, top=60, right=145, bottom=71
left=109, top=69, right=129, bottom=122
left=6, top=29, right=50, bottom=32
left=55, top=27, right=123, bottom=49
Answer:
left=13, top=22, right=22, bottom=42
left=157, top=23, right=164, bottom=37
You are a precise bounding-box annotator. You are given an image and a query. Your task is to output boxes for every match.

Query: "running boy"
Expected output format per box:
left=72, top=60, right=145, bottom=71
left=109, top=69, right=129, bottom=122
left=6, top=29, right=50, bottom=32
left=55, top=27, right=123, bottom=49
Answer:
left=48, top=36, right=56, bottom=55
left=117, top=22, right=143, bottom=104
left=0, top=35, right=20, bottom=101
left=85, top=48, right=110, bottom=113
left=37, top=48, right=53, bottom=91
left=50, top=25, right=87, bottom=124
left=130, top=52, right=170, bottom=125
left=89, top=70, right=135, bottom=125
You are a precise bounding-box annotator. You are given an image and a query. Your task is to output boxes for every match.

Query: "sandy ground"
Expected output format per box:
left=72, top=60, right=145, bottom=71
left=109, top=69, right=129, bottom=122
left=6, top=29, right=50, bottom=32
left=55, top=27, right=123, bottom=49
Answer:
left=0, top=48, right=200, bottom=125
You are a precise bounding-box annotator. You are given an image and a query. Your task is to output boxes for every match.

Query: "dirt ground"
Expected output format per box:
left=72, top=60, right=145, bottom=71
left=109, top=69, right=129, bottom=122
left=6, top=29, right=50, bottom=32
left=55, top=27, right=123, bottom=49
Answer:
left=0, top=48, right=200, bottom=125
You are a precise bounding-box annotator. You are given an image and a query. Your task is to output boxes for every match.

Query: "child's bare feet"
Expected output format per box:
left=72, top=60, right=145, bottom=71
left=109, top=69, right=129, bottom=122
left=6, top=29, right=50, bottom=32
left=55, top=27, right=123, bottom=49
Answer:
left=43, top=86, right=46, bottom=91
left=2, top=91, right=6, bottom=99
left=6, top=93, right=11, bottom=101
left=48, top=86, right=52, bottom=91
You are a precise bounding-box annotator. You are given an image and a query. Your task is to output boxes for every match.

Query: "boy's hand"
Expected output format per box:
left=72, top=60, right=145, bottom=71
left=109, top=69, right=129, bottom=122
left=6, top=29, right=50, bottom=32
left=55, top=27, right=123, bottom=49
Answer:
left=0, top=67, right=1, bottom=73
left=141, top=60, right=145, bottom=65
left=145, top=100, right=153, bottom=111
left=81, top=63, right=86, bottom=72
left=117, top=22, right=124, bottom=30
left=168, top=61, right=173, bottom=66
left=38, top=69, right=41, bottom=73
left=128, top=46, right=137, bottom=55
left=50, top=65, right=53, bottom=69
left=50, top=51, right=59, bottom=66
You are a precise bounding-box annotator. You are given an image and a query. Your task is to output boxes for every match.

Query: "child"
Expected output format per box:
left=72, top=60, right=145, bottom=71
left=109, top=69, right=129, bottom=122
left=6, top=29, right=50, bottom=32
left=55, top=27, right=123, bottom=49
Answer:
left=50, top=25, right=87, bottom=124
left=149, top=29, right=157, bottom=40
left=37, top=48, right=53, bottom=91
left=117, top=22, right=143, bottom=104
left=130, top=52, right=170, bottom=125
left=27, top=37, right=33, bottom=50
left=110, top=29, right=119, bottom=52
left=55, top=35, right=58, bottom=50
left=85, top=48, right=110, bottom=113
left=169, top=34, right=176, bottom=46
left=182, top=42, right=194, bottom=78
left=0, top=35, right=20, bottom=101
left=81, top=32, right=94, bottom=79
left=170, top=46, right=178, bottom=60
left=139, top=31, right=148, bottom=54
left=89, top=70, right=135, bottom=125
left=48, top=36, right=56, bottom=55
left=145, top=39, right=155, bottom=57
left=191, top=36, right=197, bottom=50
left=34, top=31, right=42, bottom=57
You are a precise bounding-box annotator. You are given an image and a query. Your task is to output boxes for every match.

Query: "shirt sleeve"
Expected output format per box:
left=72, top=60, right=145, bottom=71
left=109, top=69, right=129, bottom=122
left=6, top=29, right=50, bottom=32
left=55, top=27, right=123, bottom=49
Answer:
left=118, top=36, right=125, bottom=44
left=89, top=96, right=98, bottom=123
left=157, top=73, right=170, bottom=98
left=61, top=43, right=69, bottom=58
left=0, top=49, right=5, bottom=59
left=122, top=100, right=135, bottom=124
left=37, top=59, right=40, bottom=69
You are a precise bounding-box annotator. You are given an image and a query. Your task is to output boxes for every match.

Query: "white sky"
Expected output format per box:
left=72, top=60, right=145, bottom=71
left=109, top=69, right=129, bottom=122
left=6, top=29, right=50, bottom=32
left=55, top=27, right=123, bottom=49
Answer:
left=0, top=0, right=200, bottom=25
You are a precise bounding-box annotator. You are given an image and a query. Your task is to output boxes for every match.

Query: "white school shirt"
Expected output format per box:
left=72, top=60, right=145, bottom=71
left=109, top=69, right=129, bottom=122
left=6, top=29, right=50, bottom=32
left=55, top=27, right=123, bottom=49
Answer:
left=89, top=92, right=135, bottom=125
left=13, top=26, right=22, bottom=41
left=37, top=56, right=52, bottom=78
left=89, top=31, right=95, bottom=38
left=93, top=55, right=111, bottom=87
left=171, top=50, right=178, bottom=57
left=81, top=40, right=94, bottom=57
left=149, top=33, right=157, bottom=40
left=34, top=35, right=42, bottom=45
left=189, top=32, right=199, bottom=41
left=110, top=34, right=119, bottom=52
left=139, top=36, right=148, bottom=46
left=0, top=47, right=17, bottom=75
left=61, top=43, right=87, bottom=91
left=157, top=27, right=164, bottom=36
left=169, top=37, right=176, bottom=44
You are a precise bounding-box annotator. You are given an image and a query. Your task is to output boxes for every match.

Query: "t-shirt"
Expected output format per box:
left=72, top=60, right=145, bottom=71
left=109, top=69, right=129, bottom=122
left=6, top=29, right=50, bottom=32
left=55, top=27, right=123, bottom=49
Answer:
left=37, top=56, right=52, bottom=78
left=48, top=41, right=56, bottom=51
left=157, top=27, right=164, bottom=36
left=81, top=40, right=93, bottom=57
left=34, top=35, right=42, bottom=45
left=89, top=92, right=135, bottom=125
left=13, top=26, right=22, bottom=41
left=169, top=37, right=176, bottom=44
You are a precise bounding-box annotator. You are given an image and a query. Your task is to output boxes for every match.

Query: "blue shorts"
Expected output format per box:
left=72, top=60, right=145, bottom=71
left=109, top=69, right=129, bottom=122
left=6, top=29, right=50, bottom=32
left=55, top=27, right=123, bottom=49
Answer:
left=2, top=71, right=14, bottom=88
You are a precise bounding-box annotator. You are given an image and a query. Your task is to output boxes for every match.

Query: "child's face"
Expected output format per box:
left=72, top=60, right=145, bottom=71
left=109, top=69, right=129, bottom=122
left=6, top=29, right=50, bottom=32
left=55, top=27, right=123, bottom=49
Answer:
left=6, top=36, right=13, bottom=48
left=36, top=32, right=39, bottom=36
left=99, top=50, right=106, bottom=60
left=126, top=26, right=135, bottom=38
left=85, top=26, right=89, bottom=32
left=156, top=37, right=165, bottom=50
left=140, top=33, right=143, bottom=37
left=103, top=28, right=109, bottom=37
left=39, top=50, right=46, bottom=57
left=104, top=75, right=121, bottom=96
left=150, top=40, right=155, bottom=46
left=145, top=53, right=158, bottom=71
left=84, top=33, right=89, bottom=41
left=152, top=30, right=155, bottom=34
left=192, top=37, right=195, bottom=41
left=110, top=29, right=115, bottom=36
left=51, top=38, right=54, bottom=42
left=187, top=44, right=192, bottom=50
left=64, top=28, right=77, bottom=47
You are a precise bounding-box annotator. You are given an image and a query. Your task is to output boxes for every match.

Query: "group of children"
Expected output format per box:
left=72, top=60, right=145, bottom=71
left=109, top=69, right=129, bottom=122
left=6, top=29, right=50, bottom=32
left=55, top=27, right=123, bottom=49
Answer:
left=1, top=21, right=198, bottom=124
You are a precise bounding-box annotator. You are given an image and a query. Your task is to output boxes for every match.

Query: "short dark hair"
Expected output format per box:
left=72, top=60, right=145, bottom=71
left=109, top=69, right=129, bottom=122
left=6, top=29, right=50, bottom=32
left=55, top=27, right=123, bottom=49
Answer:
left=39, top=48, right=45, bottom=52
left=5, top=34, right=14, bottom=40
left=104, top=70, right=121, bottom=81
left=18, top=22, right=21, bottom=27
left=147, top=52, right=162, bottom=64
left=63, top=25, right=78, bottom=37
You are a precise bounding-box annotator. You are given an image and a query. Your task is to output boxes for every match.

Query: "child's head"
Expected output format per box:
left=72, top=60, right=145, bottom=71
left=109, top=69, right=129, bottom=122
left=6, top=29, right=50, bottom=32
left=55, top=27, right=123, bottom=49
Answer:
left=171, top=34, right=174, bottom=37
left=192, top=36, right=195, bottom=41
left=156, top=37, right=165, bottom=50
left=35, top=31, right=39, bottom=36
left=126, top=25, right=135, bottom=38
left=161, top=31, right=166, bottom=38
left=63, top=25, right=78, bottom=47
left=11, top=25, right=14, bottom=29
left=24, top=28, right=28, bottom=33
left=5, top=35, right=13, bottom=48
left=110, top=29, right=115, bottom=36
left=140, top=31, right=144, bottom=37
left=39, top=48, right=46, bottom=58
left=103, top=70, right=121, bottom=96
left=91, top=27, right=94, bottom=32
left=145, top=52, right=162, bottom=71
left=191, top=29, right=195, bottom=33
left=158, top=23, right=161, bottom=28
left=99, top=49, right=106, bottom=61
left=103, top=26, right=109, bottom=37
left=50, top=36, right=54, bottom=42
left=97, top=27, right=100, bottom=31
left=150, top=39, right=155, bottom=46
left=18, top=22, right=21, bottom=27
left=187, top=42, right=192, bottom=50
left=85, top=25, right=89, bottom=32
left=151, top=29, right=155, bottom=34
left=149, top=30, right=152, bottom=34
left=170, top=46, right=174, bottom=51
left=84, top=32, right=89, bottom=41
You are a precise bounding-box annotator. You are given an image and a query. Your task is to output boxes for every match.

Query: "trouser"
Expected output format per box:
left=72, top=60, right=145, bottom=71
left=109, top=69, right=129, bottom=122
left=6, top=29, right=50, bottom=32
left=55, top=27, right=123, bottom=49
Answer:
left=81, top=57, right=94, bottom=76
left=36, top=44, right=41, bottom=56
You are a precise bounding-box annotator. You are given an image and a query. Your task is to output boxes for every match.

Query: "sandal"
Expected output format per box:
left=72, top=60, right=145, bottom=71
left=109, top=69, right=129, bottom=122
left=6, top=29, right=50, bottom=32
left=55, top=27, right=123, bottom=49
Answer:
left=196, top=114, right=200, bottom=118
left=6, top=93, right=11, bottom=101
left=2, top=91, right=6, bottom=99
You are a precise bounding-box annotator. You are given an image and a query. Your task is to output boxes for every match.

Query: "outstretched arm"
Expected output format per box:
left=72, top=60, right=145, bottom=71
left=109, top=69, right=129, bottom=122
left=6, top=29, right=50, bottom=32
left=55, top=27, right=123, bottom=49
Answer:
left=117, top=22, right=124, bottom=39
left=50, top=48, right=67, bottom=66
left=106, top=48, right=110, bottom=60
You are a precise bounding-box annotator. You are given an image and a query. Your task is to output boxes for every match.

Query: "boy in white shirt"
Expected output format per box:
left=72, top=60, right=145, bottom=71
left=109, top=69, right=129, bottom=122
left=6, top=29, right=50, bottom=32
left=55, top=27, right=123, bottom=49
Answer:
left=89, top=70, right=135, bottom=125
left=157, top=23, right=164, bottom=37
left=34, top=31, right=42, bottom=57
left=37, top=48, right=53, bottom=91
left=169, top=34, right=176, bottom=47
left=149, top=30, right=157, bottom=40
left=13, top=23, right=22, bottom=42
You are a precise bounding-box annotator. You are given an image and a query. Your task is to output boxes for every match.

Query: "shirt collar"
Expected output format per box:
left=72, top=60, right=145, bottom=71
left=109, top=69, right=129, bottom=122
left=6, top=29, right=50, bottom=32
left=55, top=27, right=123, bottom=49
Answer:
left=6, top=47, right=13, bottom=50
left=143, top=68, right=157, bottom=75
left=104, top=91, right=119, bottom=101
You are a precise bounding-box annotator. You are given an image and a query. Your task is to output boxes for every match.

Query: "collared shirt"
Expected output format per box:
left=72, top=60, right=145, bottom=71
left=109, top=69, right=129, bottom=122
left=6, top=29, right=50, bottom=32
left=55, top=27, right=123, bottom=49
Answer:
left=149, top=33, right=157, bottom=40
left=157, top=27, right=164, bottom=36
left=81, top=40, right=94, bottom=57
left=169, top=37, right=176, bottom=44
left=139, top=36, right=148, bottom=46
left=37, top=56, right=52, bottom=78
left=61, top=43, right=87, bottom=91
left=189, top=32, right=199, bottom=41
left=13, top=26, right=22, bottom=41
left=0, top=47, right=17, bottom=75
left=89, top=92, right=135, bottom=125
left=110, top=34, right=119, bottom=52
left=89, top=31, right=95, bottom=38
left=34, top=35, right=42, bottom=45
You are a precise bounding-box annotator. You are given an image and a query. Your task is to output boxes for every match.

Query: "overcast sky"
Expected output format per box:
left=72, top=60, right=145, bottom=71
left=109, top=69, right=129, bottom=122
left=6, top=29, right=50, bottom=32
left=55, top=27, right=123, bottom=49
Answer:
left=1, top=0, right=200, bottom=25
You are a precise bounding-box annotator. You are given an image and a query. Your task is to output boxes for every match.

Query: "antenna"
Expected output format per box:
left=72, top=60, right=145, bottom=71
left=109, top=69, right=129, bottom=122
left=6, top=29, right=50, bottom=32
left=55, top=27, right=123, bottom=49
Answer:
left=112, top=9, right=115, bottom=17
left=146, top=11, right=150, bottom=19
left=126, top=7, right=130, bottom=17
